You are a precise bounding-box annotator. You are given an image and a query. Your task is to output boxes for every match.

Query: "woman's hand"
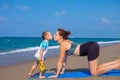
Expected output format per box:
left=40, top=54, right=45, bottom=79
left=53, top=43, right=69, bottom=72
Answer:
left=48, top=75, right=58, bottom=78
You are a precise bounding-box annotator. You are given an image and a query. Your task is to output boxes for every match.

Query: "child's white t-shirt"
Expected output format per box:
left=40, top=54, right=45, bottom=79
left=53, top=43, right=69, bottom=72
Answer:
left=34, top=40, right=48, bottom=60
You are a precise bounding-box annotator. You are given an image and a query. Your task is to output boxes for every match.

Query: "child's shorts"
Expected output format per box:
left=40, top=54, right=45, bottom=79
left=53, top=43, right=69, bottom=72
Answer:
left=34, top=57, right=46, bottom=62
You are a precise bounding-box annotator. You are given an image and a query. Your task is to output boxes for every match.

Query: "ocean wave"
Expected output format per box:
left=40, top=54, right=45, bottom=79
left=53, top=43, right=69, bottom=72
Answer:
left=0, top=46, right=59, bottom=55
left=98, top=40, right=120, bottom=44
left=98, top=40, right=120, bottom=47
left=0, top=40, right=120, bottom=55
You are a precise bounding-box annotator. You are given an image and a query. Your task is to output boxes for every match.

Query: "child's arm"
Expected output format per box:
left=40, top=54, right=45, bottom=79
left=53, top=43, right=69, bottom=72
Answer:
left=39, top=41, right=47, bottom=61
left=39, top=49, right=44, bottom=61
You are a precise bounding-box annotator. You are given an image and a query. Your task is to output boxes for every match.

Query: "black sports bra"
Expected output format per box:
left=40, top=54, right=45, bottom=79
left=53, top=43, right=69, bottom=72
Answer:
left=66, top=43, right=78, bottom=56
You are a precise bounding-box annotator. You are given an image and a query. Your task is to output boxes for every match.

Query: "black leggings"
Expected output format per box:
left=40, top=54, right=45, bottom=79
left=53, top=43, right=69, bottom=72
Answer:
left=80, top=42, right=99, bottom=61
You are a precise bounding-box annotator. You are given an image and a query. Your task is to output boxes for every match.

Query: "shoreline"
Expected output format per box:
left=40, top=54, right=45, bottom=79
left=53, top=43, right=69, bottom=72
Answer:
left=0, top=47, right=59, bottom=67
left=0, top=44, right=120, bottom=80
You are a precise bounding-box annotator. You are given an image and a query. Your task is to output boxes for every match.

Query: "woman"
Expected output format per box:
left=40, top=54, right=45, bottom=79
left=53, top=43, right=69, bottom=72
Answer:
left=49, top=28, right=120, bottom=78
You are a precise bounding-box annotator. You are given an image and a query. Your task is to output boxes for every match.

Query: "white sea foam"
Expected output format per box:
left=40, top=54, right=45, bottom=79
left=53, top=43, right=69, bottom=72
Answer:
left=0, top=40, right=120, bottom=55
left=0, top=46, right=59, bottom=55
left=97, top=40, right=120, bottom=47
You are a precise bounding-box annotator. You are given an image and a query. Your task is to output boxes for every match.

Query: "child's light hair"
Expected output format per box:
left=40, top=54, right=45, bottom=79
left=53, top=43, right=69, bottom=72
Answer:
left=42, top=31, right=49, bottom=40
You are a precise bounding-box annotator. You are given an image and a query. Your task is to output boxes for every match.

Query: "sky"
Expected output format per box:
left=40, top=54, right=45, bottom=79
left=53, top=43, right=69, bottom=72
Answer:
left=0, top=0, right=120, bottom=38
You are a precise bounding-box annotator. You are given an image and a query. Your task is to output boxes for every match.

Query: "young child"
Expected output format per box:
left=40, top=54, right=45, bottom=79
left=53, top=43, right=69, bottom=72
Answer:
left=28, top=31, right=52, bottom=78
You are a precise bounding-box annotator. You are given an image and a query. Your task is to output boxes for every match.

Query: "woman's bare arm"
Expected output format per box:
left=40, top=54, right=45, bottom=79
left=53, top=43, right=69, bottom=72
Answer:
left=60, top=55, right=67, bottom=74
left=49, top=42, right=67, bottom=78
left=56, top=43, right=66, bottom=76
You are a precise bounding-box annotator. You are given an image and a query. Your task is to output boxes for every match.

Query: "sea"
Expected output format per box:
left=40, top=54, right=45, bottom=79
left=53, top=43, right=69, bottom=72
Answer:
left=0, top=37, right=120, bottom=67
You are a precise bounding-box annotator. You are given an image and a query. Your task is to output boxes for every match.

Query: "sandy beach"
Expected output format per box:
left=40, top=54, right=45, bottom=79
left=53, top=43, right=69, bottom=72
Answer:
left=0, top=44, right=120, bottom=80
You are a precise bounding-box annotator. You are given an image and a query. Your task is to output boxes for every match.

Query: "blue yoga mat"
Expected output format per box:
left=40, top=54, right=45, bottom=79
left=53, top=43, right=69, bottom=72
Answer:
left=29, top=70, right=120, bottom=79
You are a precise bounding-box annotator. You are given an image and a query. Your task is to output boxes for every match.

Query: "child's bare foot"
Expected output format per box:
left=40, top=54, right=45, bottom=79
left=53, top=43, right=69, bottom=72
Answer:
left=39, top=76, right=46, bottom=78
left=28, top=73, right=32, bottom=76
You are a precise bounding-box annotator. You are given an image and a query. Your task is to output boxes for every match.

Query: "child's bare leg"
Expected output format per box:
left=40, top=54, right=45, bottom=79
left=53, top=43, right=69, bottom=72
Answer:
left=39, top=71, right=45, bottom=78
left=39, top=61, right=46, bottom=78
left=28, top=61, right=38, bottom=76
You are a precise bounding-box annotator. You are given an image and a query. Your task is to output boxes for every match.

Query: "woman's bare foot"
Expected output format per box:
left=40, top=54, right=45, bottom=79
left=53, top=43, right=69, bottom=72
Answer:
left=39, top=76, right=46, bottom=78
left=117, top=59, right=120, bottom=69
left=114, top=59, right=120, bottom=70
